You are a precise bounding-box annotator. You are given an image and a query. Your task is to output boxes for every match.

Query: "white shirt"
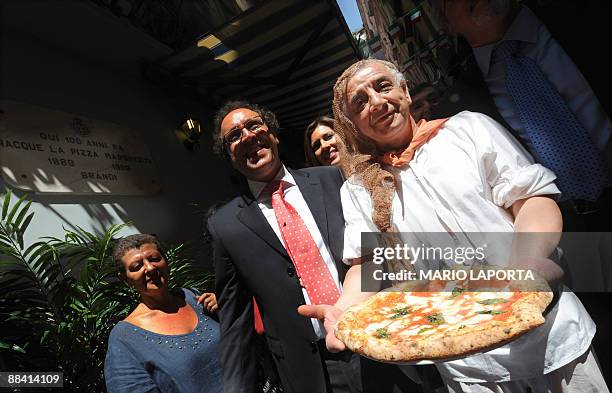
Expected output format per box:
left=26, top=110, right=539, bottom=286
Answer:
left=473, top=6, right=612, bottom=186
left=248, top=165, right=342, bottom=338
left=341, top=111, right=595, bottom=382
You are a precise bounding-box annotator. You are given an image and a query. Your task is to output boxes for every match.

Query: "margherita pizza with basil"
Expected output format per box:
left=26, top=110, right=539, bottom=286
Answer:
left=335, top=272, right=552, bottom=363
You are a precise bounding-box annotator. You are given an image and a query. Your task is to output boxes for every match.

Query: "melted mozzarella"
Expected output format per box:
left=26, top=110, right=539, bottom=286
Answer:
left=399, top=327, right=423, bottom=337
left=443, top=315, right=462, bottom=325
left=365, top=321, right=389, bottom=334
left=462, top=313, right=495, bottom=325
left=473, top=292, right=513, bottom=301
left=404, top=295, right=430, bottom=305
left=387, top=320, right=407, bottom=333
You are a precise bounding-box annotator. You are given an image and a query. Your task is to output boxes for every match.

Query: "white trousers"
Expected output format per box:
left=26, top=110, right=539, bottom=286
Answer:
left=442, top=347, right=609, bottom=393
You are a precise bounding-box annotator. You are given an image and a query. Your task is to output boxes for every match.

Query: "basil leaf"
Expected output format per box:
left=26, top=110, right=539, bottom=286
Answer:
left=451, top=287, right=465, bottom=298
left=418, top=327, right=433, bottom=334
left=477, top=298, right=507, bottom=305
left=375, top=328, right=390, bottom=339
left=426, top=312, right=445, bottom=324
left=390, top=307, right=411, bottom=319
left=477, top=310, right=506, bottom=315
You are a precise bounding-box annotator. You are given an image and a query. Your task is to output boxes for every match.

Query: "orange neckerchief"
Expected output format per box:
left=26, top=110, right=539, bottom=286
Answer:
left=378, top=117, right=449, bottom=167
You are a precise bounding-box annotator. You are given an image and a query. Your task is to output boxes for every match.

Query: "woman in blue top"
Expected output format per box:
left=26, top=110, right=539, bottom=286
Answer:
left=104, top=234, right=223, bottom=393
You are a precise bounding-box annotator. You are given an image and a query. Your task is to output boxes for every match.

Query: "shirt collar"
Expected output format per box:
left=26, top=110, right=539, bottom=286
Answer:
left=247, top=164, right=296, bottom=200
left=473, top=6, right=540, bottom=76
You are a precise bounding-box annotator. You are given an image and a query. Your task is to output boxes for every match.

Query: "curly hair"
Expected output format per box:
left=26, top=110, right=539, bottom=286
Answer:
left=113, top=234, right=164, bottom=275
left=212, top=100, right=280, bottom=161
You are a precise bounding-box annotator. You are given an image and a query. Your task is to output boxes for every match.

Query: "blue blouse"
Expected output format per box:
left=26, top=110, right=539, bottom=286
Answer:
left=104, top=288, right=223, bottom=393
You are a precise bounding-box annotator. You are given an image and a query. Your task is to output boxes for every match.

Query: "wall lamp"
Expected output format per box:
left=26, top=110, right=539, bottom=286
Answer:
left=176, top=118, right=203, bottom=151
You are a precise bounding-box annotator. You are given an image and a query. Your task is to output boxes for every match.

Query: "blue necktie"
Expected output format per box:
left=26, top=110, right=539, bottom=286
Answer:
left=495, top=40, right=607, bottom=202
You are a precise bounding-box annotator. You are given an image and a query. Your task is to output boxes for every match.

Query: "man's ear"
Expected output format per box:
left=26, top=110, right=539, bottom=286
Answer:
left=401, top=80, right=412, bottom=105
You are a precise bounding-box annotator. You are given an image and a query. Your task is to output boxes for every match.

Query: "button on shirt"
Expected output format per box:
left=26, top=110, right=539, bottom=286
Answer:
left=341, top=111, right=595, bottom=382
left=248, top=165, right=342, bottom=339
left=473, top=5, right=612, bottom=187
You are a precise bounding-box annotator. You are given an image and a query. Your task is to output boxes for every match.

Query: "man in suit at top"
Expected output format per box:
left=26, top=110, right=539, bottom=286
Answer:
left=432, top=3, right=612, bottom=377
left=207, top=101, right=417, bottom=393
left=432, top=0, right=612, bottom=229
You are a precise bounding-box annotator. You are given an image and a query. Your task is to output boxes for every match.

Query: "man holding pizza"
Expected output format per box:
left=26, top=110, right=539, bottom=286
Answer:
left=208, top=100, right=418, bottom=393
left=299, top=59, right=609, bottom=392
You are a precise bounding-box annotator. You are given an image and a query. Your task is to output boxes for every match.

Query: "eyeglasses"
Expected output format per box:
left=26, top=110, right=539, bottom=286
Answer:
left=223, top=116, right=267, bottom=146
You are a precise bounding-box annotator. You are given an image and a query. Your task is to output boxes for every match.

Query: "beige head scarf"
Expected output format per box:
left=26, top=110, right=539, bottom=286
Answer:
left=332, top=59, right=447, bottom=232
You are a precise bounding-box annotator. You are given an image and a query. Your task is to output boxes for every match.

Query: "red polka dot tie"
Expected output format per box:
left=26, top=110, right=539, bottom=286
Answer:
left=266, top=181, right=340, bottom=305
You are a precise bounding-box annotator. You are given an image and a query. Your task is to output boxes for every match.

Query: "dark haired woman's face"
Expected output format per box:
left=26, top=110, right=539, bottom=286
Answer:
left=310, top=125, right=341, bottom=166
left=121, top=243, right=169, bottom=294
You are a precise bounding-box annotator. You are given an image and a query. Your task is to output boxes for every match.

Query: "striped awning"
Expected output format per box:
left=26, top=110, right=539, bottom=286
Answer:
left=153, top=0, right=361, bottom=134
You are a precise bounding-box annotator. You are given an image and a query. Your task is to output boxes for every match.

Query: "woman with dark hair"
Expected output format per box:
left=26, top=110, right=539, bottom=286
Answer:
left=104, top=234, right=222, bottom=393
left=303, top=115, right=344, bottom=167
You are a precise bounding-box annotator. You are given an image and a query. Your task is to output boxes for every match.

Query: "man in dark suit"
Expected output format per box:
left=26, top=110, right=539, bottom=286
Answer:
left=208, top=101, right=416, bottom=393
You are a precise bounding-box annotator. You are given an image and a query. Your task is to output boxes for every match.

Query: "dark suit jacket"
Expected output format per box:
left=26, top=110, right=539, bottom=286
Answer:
left=208, top=166, right=347, bottom=393
left=525, top=0, right=609, bottom=117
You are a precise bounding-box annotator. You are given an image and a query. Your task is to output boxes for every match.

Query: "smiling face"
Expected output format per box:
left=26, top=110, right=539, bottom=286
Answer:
left=120, top=243, right=169, bottom=295
left=310, top=125, right=341, bottom=166
left=221, top=108, right=281, bottom=182
left=345, top=63, right=414, bottom=151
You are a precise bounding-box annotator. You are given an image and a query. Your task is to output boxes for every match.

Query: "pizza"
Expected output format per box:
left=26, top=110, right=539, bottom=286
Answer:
left=335, top=269, right=553, bottom=363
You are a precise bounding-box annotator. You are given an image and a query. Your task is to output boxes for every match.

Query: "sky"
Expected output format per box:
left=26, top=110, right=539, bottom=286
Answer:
left=336, top=0, right=364, bottom=33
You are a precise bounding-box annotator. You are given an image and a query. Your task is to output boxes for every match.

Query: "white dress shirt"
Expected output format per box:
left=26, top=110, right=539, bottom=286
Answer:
left=341, top=111, right=595, bottom=382
left=248, top=165, right=342, bottom=338
left=473, top=5, right=612, bottom=187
